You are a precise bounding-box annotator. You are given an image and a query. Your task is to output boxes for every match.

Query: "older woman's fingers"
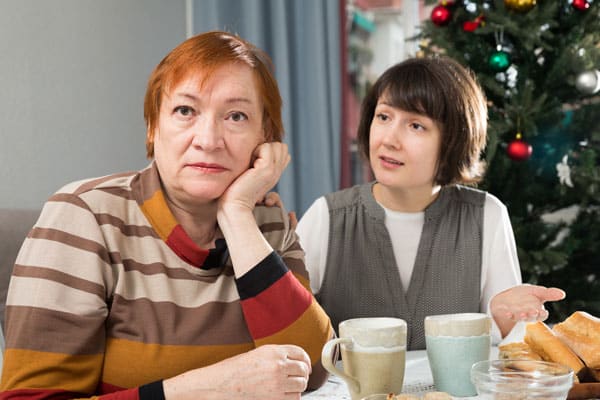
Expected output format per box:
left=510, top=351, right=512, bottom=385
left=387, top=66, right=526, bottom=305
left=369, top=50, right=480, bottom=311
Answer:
left=285, top=375, right=309, bottom=393
left=253, top=142, right=290, bottom=181
left=286, top=358, right=310, bottom=379
left=270, top=142, right=290, bottom=168
left=284, top=345, right=312, bottom=373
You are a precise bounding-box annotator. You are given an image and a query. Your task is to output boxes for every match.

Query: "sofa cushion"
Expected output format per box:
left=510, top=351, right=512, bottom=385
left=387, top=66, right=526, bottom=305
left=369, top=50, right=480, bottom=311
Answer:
left=0, top=209, right=40, bottom=330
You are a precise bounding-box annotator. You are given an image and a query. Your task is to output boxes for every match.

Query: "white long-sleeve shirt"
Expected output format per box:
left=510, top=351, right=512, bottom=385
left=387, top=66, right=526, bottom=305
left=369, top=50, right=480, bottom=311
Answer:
left=297, top=192, right=522, bottom=342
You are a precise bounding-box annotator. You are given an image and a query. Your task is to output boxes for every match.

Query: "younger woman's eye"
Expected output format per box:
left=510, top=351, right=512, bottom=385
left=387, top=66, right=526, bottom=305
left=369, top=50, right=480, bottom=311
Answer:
left=410, top=122, right=425, bottom=130
left=174, top=105, right=194, bottom=117
left=227, top=111, right=248, bottom=122
left=375, top=113, right=389, bottom=122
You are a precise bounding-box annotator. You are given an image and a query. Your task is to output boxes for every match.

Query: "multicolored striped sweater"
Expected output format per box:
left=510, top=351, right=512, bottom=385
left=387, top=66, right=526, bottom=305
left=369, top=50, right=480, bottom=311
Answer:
left=0, top=162, right=332, bottom=400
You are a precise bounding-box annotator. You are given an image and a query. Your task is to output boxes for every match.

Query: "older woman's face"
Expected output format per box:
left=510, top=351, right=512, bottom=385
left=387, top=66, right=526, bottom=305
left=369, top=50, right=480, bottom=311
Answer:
left=152, top=63, right=264, bottom=207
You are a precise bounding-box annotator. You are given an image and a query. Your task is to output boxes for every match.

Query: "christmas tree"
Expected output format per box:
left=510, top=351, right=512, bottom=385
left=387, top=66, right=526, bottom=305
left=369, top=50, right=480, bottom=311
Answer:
left=416, top=0, right=600, bottom=320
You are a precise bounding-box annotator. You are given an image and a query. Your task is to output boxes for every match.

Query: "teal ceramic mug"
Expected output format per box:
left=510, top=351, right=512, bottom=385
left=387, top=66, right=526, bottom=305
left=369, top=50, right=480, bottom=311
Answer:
left=425, top=313, right=491, bottom=397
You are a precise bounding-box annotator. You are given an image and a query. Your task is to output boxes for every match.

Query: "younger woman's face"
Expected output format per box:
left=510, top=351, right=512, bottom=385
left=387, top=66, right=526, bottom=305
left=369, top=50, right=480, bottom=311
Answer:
left=369, top=96, right=441, bottom=193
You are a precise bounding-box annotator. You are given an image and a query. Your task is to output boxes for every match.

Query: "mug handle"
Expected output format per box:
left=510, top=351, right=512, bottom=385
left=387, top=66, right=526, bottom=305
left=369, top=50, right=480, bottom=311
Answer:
left=321, top=337, right=360, bottom=394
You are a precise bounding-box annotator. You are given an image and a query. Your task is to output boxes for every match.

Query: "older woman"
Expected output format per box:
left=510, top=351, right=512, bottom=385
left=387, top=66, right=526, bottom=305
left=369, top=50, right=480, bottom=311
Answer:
left=0, top=31, right=332, bottom=400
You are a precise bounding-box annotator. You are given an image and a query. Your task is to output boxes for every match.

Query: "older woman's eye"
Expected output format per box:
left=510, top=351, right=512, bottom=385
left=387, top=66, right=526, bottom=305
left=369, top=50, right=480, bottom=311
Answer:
left=227, top=111, right=248, bottom=122
left=174, top=105, right=194, bottom=117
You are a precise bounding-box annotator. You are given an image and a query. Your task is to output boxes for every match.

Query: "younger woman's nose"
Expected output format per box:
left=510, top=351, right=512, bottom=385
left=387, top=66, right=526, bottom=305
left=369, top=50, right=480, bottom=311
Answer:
left=381, top=127, right=403, bottom=149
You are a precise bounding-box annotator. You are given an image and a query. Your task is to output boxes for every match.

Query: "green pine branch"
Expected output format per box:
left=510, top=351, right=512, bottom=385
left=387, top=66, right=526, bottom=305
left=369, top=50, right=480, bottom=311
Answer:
left=416, top=0, right=600, bottom=320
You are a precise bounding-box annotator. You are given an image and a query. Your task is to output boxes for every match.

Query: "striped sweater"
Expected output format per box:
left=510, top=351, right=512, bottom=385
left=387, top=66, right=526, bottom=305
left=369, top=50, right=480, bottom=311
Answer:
left=0, top=162, right=332, bottom=400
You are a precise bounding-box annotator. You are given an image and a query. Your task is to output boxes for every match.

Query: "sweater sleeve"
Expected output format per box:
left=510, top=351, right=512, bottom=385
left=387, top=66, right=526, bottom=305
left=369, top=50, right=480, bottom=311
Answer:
left=235, top=205, right=333, bottom=390
left=0, top=196, right=153, bottom=400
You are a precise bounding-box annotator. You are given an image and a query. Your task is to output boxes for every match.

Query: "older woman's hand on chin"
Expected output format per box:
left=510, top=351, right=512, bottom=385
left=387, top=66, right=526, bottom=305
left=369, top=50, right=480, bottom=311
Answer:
left=219, top=142, right=291, bottom=213
left=217, top=142, right=291, bottom=278
left=490, top=284, right=566, bottom=337
left=163, top=344, right=311, bottom=400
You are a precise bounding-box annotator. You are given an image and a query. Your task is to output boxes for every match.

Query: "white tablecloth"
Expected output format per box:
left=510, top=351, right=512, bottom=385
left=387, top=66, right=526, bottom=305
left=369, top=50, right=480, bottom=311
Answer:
left=303, top=348, right=499, bottom=399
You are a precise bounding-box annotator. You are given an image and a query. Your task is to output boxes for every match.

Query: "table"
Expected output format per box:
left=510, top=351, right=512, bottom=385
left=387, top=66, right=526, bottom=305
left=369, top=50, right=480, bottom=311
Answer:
left=303, top=348, right=499, bottom=399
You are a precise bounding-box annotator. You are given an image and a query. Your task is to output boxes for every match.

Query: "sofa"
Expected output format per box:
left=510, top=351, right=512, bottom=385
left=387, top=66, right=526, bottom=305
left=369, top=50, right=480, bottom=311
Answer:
left=0, top=209, right=40, bottom=331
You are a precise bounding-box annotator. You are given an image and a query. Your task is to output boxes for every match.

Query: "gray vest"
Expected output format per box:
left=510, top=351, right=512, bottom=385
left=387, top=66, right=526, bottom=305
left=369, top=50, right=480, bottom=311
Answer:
left=318, top=183, right=485, bottom=350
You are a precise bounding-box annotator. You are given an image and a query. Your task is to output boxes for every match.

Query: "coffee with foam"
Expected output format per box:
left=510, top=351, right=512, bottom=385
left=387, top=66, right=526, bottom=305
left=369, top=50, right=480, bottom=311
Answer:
left=322, top=317, right=407, bottom=400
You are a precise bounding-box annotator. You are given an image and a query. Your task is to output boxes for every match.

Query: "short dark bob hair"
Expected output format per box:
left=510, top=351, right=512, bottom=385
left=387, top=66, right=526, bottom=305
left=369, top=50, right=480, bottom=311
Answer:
left=358, top=56, right=488, bottom=186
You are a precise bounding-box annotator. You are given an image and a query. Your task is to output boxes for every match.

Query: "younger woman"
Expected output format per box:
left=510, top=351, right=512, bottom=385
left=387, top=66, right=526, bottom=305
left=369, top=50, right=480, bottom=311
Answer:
left=297, top=56, right=564, bottom=350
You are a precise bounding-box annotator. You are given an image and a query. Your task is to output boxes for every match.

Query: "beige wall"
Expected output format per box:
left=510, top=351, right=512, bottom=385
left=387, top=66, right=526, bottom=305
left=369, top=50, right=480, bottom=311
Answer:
left=0, top=0, right=186, bottom=208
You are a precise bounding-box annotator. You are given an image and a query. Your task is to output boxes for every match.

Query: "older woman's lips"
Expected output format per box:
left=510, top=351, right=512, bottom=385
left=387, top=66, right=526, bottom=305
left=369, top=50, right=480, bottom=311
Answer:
left=187, top=162, right=227, bottom=173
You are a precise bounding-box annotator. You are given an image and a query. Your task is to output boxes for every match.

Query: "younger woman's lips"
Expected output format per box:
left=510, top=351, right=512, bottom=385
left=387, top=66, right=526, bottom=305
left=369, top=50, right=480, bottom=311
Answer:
left=379, top=155, right=404, bottom=166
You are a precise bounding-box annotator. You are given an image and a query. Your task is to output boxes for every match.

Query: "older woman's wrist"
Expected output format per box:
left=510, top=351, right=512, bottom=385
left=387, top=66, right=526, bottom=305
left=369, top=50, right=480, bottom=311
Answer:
left=217, top=203, right=257, bottom=233
left=217, top=200, right=255, bottom=219
left=217, top=204, right=273, bottom=278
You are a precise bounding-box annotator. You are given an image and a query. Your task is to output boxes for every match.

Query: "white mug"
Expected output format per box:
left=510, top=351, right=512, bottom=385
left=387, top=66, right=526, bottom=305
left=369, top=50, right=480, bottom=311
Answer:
left=321, top=317, right=407, bottom=400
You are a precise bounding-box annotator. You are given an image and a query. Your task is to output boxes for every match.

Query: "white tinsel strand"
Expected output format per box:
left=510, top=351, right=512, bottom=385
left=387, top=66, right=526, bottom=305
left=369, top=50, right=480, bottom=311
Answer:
left=556, top=155, right=574, bottom=188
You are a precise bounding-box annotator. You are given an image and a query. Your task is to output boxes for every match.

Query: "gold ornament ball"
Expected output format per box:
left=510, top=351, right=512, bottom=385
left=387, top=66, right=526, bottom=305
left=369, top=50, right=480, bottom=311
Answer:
left=504, top=0, right=536, bottom=12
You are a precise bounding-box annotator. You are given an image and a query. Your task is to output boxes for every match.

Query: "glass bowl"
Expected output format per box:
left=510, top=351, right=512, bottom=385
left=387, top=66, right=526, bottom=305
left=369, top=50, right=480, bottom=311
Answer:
left=471, top=359, right=574, bottom=400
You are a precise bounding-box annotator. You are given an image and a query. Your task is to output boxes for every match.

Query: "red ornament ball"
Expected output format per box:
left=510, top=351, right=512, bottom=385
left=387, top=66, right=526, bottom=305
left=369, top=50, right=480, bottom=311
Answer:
left=507, top=138, right=533, bottom=161
left=464, top=15, right=485, bottom=31
left=431, top=5, right=452, bottom=26
left=463, top=21, right=479, bottom=32
left=572, top=0, right=590, bottom=11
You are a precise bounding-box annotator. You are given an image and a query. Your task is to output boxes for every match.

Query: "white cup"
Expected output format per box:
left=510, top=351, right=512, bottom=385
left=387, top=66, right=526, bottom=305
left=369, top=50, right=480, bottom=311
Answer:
left=425, top=313, right=491, bottom=397
left=321, top=318, right=407, bottom=400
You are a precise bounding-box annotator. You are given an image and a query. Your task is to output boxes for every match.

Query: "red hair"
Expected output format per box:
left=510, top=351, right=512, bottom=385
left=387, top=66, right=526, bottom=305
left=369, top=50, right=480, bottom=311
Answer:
left=144, top=31, right=284, bottom=158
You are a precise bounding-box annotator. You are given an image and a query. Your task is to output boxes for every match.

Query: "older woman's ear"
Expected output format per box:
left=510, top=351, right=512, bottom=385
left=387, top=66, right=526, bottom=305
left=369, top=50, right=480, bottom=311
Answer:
left=145, top=128, right=155, bottom=159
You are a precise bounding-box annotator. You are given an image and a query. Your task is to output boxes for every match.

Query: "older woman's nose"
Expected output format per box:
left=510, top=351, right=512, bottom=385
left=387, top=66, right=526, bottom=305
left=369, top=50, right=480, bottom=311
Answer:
left=191, top=117, right=225, bottom=150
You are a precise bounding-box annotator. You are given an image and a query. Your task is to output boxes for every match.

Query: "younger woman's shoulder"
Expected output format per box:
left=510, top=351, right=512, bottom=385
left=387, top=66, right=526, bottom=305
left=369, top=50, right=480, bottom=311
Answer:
left=448, top=184, right=486, bottom=205
left=448, top=186, right=508, bottom=217
left=483, top=191, right=508, bottom=210
left=324, top=184, right=361, bottom=200
left=324, top=182, right=373, bottom=210
left=483, top=192, right=510, bottom=224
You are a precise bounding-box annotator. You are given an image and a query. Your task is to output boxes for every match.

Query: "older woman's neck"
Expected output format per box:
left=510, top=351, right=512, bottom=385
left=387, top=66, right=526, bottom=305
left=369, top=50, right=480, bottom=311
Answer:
left=167, top=197, right=221, bottom=249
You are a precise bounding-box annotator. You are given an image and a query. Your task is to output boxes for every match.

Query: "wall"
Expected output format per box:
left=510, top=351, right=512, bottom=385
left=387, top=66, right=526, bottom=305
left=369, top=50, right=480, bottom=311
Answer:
left=0, top=1, right=186, bottom=209
left=364, top=0, right=424, bottom=81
